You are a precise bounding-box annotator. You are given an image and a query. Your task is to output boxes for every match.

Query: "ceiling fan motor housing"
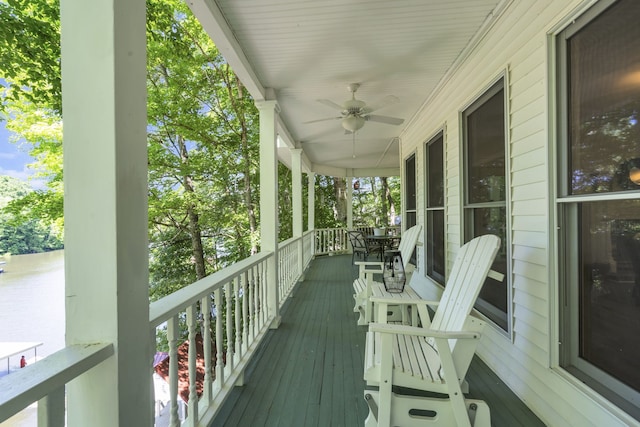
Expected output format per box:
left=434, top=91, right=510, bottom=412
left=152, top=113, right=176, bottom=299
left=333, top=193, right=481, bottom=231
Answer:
left=342, top=115, right=365, bottom=132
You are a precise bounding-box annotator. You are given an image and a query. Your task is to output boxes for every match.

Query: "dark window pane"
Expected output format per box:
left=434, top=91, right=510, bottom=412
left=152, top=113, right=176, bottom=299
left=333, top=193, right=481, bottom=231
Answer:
left=405, top=154, right=416, bottom=210
left=427, top=210, right=445, bottom=284
left=469, top=207, right=507, bottom=330
left=568, top=0, right=640, bottom=195
left=579, top=199, right=640, bottom=391
left=467, top=88, right=505, bottom=204
left=427, top=136, right=444, bottom=208
left=405, top=211, right=416, bottom=230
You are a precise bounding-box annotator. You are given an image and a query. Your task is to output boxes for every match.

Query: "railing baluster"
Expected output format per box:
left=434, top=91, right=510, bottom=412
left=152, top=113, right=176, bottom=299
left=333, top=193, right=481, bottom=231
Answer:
left=234, top=276, right=242, bottom=363
left=242, top=271, right=249, bottom=354
left=248, top=268, right=255, bottom=340
left=37, top=385, right=64, bottom=427
left=201, top=295, right=213, bottom=403
left=260, top=261, right=267, bottom=326
left=225, top=281, right=234, bottom=374
left=186, top=304, right=198, bottom=426
left=167, top=315, right=180, bottom=427
left=214, top=288, right=224, bottom=388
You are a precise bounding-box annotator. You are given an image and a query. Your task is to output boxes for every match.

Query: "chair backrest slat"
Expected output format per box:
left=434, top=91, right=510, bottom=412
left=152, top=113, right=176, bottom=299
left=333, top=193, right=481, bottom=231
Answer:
left=430, top=235, right=500, bottom=341
left=397, top=225, right=422, bottom=268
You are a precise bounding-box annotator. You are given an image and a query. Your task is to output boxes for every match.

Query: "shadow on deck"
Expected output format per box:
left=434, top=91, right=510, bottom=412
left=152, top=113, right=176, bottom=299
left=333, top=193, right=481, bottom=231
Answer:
left=212, top=254, right=544, bottom=427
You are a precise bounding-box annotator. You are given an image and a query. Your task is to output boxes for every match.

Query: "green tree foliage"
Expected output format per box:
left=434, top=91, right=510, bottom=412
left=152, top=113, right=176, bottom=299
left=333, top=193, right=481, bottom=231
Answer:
left=0, top=0, right=64, bottom=234
left=352, top=176, right=400, bottom=227
left=0, top=176, right=63, bottom=254
left=146, top=0, right=260, bottom=299
left=0, top=0, right=61, bottom=115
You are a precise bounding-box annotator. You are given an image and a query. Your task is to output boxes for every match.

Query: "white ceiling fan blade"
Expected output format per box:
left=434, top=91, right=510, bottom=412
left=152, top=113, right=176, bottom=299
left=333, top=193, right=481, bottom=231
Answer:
left=303, top=116, right=341, bottom=124
left=317, top=99, right=344, bottom=111
left=366, top=114, right=404, bottom=125
left=364, top=95, right=399, bottom=113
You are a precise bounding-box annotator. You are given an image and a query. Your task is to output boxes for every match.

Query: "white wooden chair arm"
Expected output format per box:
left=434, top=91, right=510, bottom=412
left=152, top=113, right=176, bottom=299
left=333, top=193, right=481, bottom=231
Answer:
left=369, top=322, right=481, bottom=340
left=355, top=261, right=383, bottom=271
left=370, top=296, right=439, bottom=307
left=487, top=269, right=504, bottom=282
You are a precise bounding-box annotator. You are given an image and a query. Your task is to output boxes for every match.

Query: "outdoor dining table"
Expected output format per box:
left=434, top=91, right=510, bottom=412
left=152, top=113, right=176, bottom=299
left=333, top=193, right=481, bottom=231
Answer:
left=366, top=234, right=401, bottom=259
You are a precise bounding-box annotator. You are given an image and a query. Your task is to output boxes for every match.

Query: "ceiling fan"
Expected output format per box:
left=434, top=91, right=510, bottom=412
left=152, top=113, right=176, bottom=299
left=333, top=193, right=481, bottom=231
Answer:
left=305, top=83, right=404, bottom=132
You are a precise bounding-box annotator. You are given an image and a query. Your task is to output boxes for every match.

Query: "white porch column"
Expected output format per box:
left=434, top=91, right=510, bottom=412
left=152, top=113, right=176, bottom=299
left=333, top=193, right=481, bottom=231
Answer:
left=291, top=149, right=303, bottom=237
left=291, top=149, right=304, bottom=278
left=308, top=172, right=315, bottom=232
left=61, top=0, right=150, bottom=426
left=256, top=100, right=281, bottom=328
left=346, top=176, right=353, bottom=230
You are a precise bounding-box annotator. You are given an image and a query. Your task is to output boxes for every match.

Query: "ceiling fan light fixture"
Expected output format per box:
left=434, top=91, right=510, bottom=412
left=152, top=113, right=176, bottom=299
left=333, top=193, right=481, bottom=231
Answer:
left=342, top=116, right=365, bottom=132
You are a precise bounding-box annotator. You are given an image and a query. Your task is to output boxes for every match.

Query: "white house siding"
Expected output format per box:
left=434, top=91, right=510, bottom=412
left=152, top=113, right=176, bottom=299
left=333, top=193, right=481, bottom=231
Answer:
left=401, top=0, right=638, bottom=426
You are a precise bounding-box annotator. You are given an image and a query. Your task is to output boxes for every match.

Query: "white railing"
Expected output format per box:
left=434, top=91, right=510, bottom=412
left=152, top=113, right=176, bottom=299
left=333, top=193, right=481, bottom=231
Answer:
left=0, top=228, right=348, bottom=427
left=303, top=229, right=314, bottom=266
left=149, top=251, right=272, bottom=427
left=278, top=236, right=301, bottom=304
left=314, top=227, right=349, bottom=256
left=0, top=343, right=114, bottom=426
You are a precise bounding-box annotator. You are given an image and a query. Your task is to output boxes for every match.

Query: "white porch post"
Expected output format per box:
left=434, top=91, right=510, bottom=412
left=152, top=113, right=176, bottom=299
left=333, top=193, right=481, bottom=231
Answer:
left=308, top=172, right=315, bottom=232
left=256, top=100, right=281, bottom=328
left=346, top=176, right=353, bottom=230
left=61, top=0, right=150, bottom=426
left=291, top=149, right=304, bottom=277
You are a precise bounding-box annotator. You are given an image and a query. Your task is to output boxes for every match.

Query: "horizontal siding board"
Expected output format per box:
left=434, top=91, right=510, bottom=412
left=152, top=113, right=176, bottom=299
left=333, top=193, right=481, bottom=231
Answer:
left=511, top=181, right=546, bottom=202
left=511, top=77, right=545, bottom=117
left=512, top=131, right=546, bottom=157
left=512, top=230, right=547, bottom=249
left=513, top=302, right=548, bottom=335
left=514, top=287, right=546, bottom=316
left=511, top=163, right=547, bottom=186
left=512, top=146, right=545, bottom=172
left=513, top=244, right=547, bottom=266
left=512, top=200, right=547, bottom=217
left=510, top=42, right=545, bottom=86
left=511, top=112, right=546, bottom=142
left=513, top=317, right=549, bottom=354
left=513, top=259, right=548, bottom=285
left=511, top=89, right=546, bottom=127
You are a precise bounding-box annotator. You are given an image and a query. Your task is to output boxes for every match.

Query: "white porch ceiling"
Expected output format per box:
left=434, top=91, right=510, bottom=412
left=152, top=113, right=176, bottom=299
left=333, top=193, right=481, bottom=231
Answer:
left=189, top=0, right=507, bottom=176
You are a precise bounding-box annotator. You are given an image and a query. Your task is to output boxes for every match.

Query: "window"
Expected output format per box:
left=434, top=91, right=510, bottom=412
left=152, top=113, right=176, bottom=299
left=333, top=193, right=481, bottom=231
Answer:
left=405, top=153, right=417, bottom=229
left=405, top=153, right=417, bottom=264
left=425, top=133, right=445, bottom=284
left=463, top=78, right=508, bottom=331
left=557, top=0, right=640, bottom=418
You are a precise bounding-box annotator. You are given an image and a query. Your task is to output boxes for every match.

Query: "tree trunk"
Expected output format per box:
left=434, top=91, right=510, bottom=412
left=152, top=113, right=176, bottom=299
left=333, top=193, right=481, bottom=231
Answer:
left=381, top=177, right=394, bottom=226
left=235, top=78, right=258, bottom=255
left=333, top=177, right=347, bottom=224
left=178, top=136, right=207, bottom=280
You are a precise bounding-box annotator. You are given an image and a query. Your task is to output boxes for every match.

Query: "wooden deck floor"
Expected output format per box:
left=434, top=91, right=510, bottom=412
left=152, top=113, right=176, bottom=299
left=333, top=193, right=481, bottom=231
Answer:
left=212, top=254, right=544, bottom=427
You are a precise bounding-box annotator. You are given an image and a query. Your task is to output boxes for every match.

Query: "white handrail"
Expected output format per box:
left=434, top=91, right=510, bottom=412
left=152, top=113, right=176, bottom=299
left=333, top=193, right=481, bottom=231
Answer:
left=0, top=343, right=114, bottom=425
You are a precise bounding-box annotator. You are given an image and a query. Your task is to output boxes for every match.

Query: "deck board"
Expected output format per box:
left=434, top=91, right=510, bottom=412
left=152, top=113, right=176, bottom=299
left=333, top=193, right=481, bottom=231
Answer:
left=211, top=254, right=544, bottom=427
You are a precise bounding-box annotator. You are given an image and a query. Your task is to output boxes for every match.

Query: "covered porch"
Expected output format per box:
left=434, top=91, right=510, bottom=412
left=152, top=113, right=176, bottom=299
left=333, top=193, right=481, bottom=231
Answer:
left=3, top=0, right=640, bottom=426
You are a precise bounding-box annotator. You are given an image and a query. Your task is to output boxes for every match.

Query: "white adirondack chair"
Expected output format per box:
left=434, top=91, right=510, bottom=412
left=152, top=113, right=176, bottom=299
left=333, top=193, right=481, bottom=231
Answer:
left=352, top=224, right=422, bottom=325
left=363, top=234, right=501, bottom=427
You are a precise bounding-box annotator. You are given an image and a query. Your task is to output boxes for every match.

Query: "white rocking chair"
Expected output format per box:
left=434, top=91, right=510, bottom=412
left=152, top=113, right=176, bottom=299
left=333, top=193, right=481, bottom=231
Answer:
left=363, top=234, right=502, bottom=427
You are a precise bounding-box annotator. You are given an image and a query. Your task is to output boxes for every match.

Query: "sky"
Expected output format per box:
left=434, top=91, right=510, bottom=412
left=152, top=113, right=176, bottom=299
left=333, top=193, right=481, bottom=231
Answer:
left=0, top=120, right=42, bottom=189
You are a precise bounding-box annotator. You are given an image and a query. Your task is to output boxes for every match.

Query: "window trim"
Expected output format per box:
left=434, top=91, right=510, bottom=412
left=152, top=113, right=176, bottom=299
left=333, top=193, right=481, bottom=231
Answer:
left=424, top=129, right=446, bottom=285
left=461, top=72, right=512, bottom=336
left=404, top=150, right=418, bottom=265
